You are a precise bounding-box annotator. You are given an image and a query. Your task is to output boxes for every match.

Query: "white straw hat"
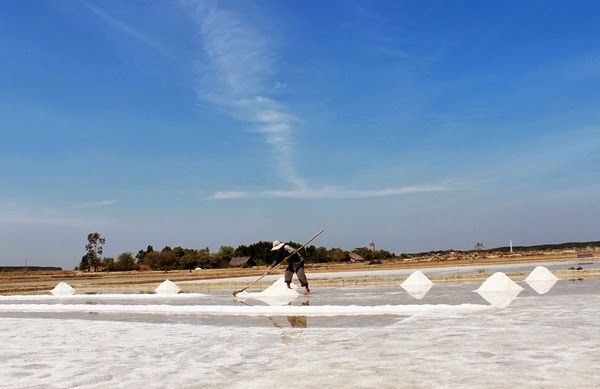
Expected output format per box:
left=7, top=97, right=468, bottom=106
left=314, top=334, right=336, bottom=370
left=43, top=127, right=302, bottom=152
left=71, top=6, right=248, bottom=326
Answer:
left=271, top=240, right=285, bottom=251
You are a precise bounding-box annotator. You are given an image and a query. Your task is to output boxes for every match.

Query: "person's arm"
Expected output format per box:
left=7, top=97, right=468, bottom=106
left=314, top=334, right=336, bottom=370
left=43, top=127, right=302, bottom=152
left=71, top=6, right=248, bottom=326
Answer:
left=267, top=249, right=285, bottom=272
left=283, top=244, right=303, bottom=262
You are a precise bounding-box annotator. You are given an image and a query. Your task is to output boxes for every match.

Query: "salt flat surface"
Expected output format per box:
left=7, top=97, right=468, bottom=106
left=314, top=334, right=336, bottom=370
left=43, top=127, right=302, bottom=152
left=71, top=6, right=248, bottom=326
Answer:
left=0, top=273, right=598, bottom=388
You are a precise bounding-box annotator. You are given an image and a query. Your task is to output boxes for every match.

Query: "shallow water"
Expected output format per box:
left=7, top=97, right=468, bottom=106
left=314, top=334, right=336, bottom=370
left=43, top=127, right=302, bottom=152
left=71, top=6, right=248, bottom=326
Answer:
left=0, top=277, right=598, bottom=388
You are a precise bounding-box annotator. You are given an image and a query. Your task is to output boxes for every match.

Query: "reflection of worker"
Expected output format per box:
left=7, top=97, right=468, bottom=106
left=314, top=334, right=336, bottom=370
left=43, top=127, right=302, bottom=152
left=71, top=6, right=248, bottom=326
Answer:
left=269, top=240, right=310, bottom=295
left=268, top=300, right=310, bottom=329
left=287, top=300, right=309, bottom=328
left=287, top=315, right=307, bottom=328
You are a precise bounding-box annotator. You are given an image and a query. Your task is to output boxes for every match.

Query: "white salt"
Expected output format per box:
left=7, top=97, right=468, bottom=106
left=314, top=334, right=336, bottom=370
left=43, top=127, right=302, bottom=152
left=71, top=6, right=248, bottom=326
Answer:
left=525, top=266, right=558, bottom=282
left=51, top=282, right=75, bottom=296
left=475, top=272, right=523, bottom=308
left=234, top=278, right=300, bottom=306
left=401, top=271, right=433, bottom=287
left=155, top=280, right=180, bottom=295
left=400, top=271, right=433, bottom=299
left=475, top=272, right=524, bottom=292
left=255, top=277, right=299, bottom=297
left=525, top=266, right=558, bottom=294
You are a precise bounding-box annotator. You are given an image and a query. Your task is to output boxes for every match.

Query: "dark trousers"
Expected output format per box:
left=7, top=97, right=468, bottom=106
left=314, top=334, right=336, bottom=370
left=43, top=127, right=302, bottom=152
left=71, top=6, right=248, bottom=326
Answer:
left=285, top=265, right=308, bottom=287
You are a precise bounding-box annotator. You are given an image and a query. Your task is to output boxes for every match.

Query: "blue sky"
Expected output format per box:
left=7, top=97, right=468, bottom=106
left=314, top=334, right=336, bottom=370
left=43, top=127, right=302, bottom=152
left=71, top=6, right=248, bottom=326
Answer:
left=1, top=1, right=599, bottom=268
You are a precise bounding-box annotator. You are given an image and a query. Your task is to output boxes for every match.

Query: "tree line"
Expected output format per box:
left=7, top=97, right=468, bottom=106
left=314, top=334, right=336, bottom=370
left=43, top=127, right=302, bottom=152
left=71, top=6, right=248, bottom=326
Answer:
left=76, top=232, right=396, bottom=272
left=77, top=232, right=600, bottom=272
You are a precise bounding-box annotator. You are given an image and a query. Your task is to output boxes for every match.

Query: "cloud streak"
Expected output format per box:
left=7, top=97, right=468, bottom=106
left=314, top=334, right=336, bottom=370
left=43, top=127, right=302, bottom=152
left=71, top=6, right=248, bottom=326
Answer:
left=189, top=2, right=445, bottom=199
left=82, top=0, right=172, bottom=57
left=207, top=184, right=449, bottom=200
left=189, top=2, right=307, bottom=191
left=67, top=200, right=119, bottom=209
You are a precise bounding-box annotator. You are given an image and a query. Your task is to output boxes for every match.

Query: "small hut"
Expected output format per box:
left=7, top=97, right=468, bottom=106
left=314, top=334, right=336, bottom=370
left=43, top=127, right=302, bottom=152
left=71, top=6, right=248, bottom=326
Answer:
left=229, top=256, right=256, bottom=267
left=349, top=253, right=365, bottom=262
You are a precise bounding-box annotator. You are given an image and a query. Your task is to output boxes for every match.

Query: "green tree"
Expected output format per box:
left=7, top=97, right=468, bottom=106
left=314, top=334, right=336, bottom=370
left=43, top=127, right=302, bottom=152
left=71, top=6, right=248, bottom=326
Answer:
left=116, top=252, right=137, bottom=271
left=80, top=232, right=105, bottom=272
left=328, top=248, right=348, bottom=262
left=103, top=257, right=116, bottom=272
left=212, top=246, right=235, bottom=268
left=474, top=242, right=485, bottom=256
left=159, top=249, right=178, bottom=270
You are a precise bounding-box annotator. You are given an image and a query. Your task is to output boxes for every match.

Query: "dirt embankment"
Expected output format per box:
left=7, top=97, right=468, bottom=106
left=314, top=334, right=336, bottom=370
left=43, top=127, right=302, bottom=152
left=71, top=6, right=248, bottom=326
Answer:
left=0, top=254, right=596, bottom=295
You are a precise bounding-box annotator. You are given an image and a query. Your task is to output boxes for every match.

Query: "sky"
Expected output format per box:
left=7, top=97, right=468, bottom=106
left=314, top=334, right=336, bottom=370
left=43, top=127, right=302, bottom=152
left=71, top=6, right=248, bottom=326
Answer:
left=1, top=0, right=599, bottom=269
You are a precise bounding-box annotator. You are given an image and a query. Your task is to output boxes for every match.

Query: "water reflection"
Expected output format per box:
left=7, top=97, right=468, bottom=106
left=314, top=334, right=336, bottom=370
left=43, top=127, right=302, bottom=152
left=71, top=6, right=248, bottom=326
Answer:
left=524, top=266, right=559, bottom=294
left=526, top=279, right=558, bottom=295
left=400, top=284, right=433, bottom=300
left=267, top=300, right=309, bottom=344
left=475, top=290, right=521, bottom=308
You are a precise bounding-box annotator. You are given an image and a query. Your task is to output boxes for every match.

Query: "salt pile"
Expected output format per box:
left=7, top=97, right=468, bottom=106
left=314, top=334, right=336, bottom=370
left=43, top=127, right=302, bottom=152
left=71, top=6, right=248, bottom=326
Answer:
left=525, top=266, right=558, bottom=294
left=525, top=266, right=558, bottom=282
left=401, top=271, right=433, bottom=299
left=401, top=270, right=433, bottom=286
left=235, top=278, right=300, bottom=305
left=475, top=272, right=523, bottom=308
left=155, top=280, right=180, bottom=295
left=475, top=272, right=523, bottom=292
left=51, top=282, right=75, bottom=296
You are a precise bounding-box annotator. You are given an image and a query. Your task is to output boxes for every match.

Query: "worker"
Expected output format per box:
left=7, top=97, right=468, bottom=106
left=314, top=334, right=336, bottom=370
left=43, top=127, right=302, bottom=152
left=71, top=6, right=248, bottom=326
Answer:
left=268, top=240, right=310, bottom=296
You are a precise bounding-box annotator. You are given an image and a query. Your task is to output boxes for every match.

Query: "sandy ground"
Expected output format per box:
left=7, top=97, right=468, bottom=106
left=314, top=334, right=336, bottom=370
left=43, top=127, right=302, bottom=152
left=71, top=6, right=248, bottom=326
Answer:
left=1, top=254, right=597, bottom=295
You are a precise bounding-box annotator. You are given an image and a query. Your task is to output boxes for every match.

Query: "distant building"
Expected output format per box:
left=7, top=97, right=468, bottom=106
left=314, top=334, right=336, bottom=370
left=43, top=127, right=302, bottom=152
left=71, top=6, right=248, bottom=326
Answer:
left=229, top=256, right=256, bottom=267
left=349, top=253, right=365, bottom=262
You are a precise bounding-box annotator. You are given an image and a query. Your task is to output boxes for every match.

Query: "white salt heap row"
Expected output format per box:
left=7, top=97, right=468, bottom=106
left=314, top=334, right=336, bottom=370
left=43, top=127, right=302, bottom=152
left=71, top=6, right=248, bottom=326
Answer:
left=476, top=272, right=524, bottom=292
left=155, top=280, right=181, bottom=295
left=475, top=272, right=523, bottom=308
left=525, top=266, right=559, bottom=294
left=51, top=282, right=75, bottom=296
left=400, top=271, right=433, bottom=299
left=525, top=266, right=558, bottom=282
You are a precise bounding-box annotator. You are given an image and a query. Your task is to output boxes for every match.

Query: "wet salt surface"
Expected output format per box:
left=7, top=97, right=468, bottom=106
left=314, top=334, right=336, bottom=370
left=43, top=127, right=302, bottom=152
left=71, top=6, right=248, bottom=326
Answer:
left=0, top=277, right=598, bottom=388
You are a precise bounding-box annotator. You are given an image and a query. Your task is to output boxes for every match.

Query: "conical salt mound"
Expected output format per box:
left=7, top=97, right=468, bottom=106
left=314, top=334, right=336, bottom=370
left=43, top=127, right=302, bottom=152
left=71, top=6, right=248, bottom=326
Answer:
left=401, top=270, right=433, bottom=287
left=155, top=279, right=180, bottom=295
left=475, top=272, right=524, bottom=292
left=525, top=266, right=558, bottom=282
left=257, top=277, right=299, bottom=297
left=51, top=282, right=75, bottom=296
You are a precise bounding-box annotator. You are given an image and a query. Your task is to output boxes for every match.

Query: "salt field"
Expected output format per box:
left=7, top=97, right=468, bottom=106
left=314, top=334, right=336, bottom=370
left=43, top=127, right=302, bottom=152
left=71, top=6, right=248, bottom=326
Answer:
left=0, top=266, right=599, bottom=388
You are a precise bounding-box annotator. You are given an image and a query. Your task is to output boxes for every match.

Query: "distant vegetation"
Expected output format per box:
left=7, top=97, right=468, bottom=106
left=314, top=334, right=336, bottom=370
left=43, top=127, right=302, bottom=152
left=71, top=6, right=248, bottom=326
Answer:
left=493, top=241, right=600, bottom=252
left=75, top=232, right=395, bottom=272
left=1, top=266, right=63, bottom=272
left=72, top=232, right=600, bottom=272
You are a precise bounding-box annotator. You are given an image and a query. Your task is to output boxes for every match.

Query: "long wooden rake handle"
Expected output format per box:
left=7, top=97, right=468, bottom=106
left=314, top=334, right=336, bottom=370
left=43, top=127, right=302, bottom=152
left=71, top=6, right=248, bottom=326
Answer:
left=232, top=229, right=324, bottom=296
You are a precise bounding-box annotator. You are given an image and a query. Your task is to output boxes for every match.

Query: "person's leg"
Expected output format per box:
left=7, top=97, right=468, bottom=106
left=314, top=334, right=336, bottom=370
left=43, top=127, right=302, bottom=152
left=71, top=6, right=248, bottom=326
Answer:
left=296, top=267, right=310, bottom=294
left=284, top=268, right=293, bottom=288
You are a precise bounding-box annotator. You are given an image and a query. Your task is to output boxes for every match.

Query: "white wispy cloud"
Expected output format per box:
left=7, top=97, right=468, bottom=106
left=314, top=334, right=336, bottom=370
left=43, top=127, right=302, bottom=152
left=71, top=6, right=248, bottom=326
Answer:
left=207, top=184, right=449, bottom=200
left=82, top=1, right=172, bottom=57
left=188, top=2, right=446, bottom=200
left=68, top=200, right=119, bottom=209
left=188, top=2, right=307, bottom=191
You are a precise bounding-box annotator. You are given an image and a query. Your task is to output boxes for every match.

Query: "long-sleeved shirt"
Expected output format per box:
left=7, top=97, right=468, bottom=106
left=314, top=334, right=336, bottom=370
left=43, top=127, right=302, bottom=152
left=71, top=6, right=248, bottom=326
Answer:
left=271, top=244, right=304, bottom=269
